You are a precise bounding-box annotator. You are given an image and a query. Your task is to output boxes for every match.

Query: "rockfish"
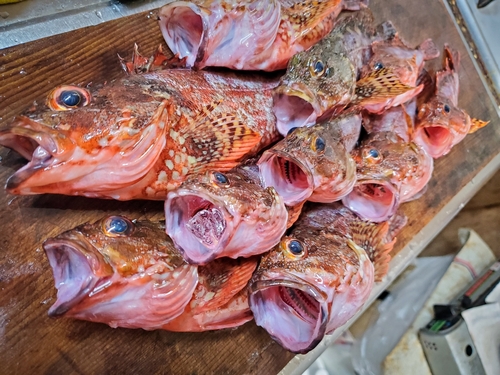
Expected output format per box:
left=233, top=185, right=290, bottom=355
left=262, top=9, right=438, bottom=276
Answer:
left=258, top=112, right=361, bottom=206
left=412, top=45, right=489, bottom=158
left=249, top=203, right=397, bottom=353
left=165, top=169, right=287, bottom=264
left=158, top=0, right=369, bottom=71
left=0, top=67, right=280, bottom=199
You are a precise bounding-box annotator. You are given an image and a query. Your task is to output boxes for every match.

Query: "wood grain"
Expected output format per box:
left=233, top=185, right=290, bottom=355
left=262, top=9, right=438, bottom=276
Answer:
left=0, top=1, right=499, bottom=374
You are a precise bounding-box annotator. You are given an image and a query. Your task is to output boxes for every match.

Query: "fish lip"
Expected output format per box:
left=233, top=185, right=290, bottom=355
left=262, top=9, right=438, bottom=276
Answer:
left=43, top=233, right=101, bottom=317
left=258, top=149, right=314, bottom=206
left=165, top=188, right=233, bottom=264
left=400, top=143, right=434, bottom=202
left=342, top=178, right=400, bottom=222
left=272, top=85, right=320, bottom=136
left=158, top=2, right=208, bottom=68
left=248, top=271, right=328, bottom=354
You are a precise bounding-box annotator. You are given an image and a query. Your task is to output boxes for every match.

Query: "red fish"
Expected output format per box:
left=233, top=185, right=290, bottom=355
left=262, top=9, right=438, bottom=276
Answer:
left=412, top=45, right=489, bottom=157
left=43, top=216, right=198, bottom=329
left=164, top=169, right=287, bottom=264
left=0, top=60, right=280, bottom=200
left=158, top=0, right=369, bottom=71
left=249, top=203, right=398, bottom=353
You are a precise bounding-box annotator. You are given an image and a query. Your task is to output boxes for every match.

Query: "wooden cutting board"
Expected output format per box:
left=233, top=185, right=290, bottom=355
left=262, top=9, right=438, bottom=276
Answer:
left=0, top=0, right=498, bottom=374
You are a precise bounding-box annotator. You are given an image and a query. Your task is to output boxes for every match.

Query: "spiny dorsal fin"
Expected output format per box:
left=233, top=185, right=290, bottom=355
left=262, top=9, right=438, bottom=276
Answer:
left=354, top=68, right=415, bottom=103
left=349, top=220, right=396, bottom=282
left=469, top=118, right=490, bottom=134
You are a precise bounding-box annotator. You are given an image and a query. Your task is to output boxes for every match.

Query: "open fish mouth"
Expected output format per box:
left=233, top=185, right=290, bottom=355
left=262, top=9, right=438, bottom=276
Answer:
left=43, top=236, right=102, bottom=317
left=158, top=2, right=207, bottom=68
left=165, top=191, right=231, bottom=264
left=414, top=125, right=452, bottom=158
left=273, top=86, right=319, bottom=136
left=258, top=150, right=313, bottom=206
left=249, top=274, right=328, bottom=354
left=342, top=179, right=400, bottom=222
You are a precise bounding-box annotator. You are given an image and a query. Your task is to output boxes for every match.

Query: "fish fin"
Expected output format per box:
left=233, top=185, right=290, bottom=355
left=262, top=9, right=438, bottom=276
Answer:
left=375, top=20, right=397, bottom=40
left=190, top=258, right=258, bottom=313
left=286, top=201, right=306, bottom=228
left=418, top=39, right=440, bottom=61
left=119, top=43, right=150, bottom=74
left=469, top=118, right=490, bottom=134
left=386, top=211, right=407, bottom=241
left=181, top=102, right=262, bottom=172
left=444, top=44, right=460, bottom=72
left=118, top=44, right=187, bottom=74
left=350, top=220, right=396, bottom=281
left=354, top=68, right=415, bottom=103
left=401, top=103, right=415, bottom=138
left=342, top=0, right=369, bottom=11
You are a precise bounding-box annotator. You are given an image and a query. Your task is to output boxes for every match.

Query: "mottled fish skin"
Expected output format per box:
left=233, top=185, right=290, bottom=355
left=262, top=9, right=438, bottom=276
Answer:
left=165, top=169, right=287, bottom=264
left=159, top=0, right=368, bottom=71
left=162, top=257, right=257, bottom=331
left=249, top=202, right=395, bottom=354
left=273, top=8, right=375, bottom=135
left=343, top=112, right=433, bottom=222
left=413, top=45, right=489, bottom=158
left=0, top=69, right=280, bottom=200
left=258, top=112, right=361, bottom=206
left=43, top=216, right=198, bottom=329
left=357, top=34, right=439, bottom=113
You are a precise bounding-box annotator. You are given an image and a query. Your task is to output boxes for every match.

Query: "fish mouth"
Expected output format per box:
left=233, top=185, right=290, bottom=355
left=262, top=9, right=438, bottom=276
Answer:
left=258, top=149, right=314, bottom=206
left=43, top=235, right=103, bottom=317
left=273, top=85, right=319, bottom=136
left=165, top=191, right=232, bottom=264
left=159, top=2, right=207, bottom=68
left=249, top=273, right=328, bottom=354
left=414, top=125, right=452, bottom=158
left=342, top=178, right=400, bottom=222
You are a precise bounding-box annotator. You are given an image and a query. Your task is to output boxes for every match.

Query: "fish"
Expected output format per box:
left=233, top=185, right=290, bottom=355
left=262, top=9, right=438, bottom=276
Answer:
left=357, top=34, right=440, bottom=113
left=343, top=106, right=433, bottom=222
left=158, top=0, right=369, bottom=72
left=162, top=257, right=257, bottom=331
left=412, top=45, right=489, bottom=158
left=258, top=112, right=361, bottom=206
left=273, top=9, right=411, bottom=135
left=0, top=58, right=281, bottom=200
left=248, top=203, right=398, bottom=353
left=43, top=216, right=199, bottom=329
left=164, top=169, right=288, bottom=264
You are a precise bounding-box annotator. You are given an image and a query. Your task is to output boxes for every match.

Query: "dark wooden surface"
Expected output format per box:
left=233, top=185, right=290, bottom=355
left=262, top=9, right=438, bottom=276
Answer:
left=0, top=1, right=499, bottom=374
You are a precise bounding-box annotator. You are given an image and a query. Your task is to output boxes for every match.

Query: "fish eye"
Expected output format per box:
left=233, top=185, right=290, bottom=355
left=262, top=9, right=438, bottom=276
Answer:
left=47, top=85, right=91, bottom=111
left=374, top=62, right=384, bottom=70
left=309, top=59, right=326, bottom=77
left=363, top=148, right=382, bottom=163
left=211, top=171, right=229, bottom=186
left=312, top=136, right=326, bottom=152
left=443, top=104, right=451, bottom=113
left=102, top=216, right=134, bottom=237
left=281, top=238, right=307, bottom=259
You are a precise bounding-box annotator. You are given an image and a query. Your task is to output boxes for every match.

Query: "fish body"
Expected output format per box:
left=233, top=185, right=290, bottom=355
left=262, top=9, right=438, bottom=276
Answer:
left=165, top=169, right=288, bottom=264
left=258, top=112, right=361, bottom=206
left=272, top=8, right=376, bottom=134
left=162, top=257, right=257, bottom=331
left=343, top=106, right=433, bottom=222
left=43, top=216, right=198, bottom=329
left=412, top=45, right=488, bottom=158
left=249, top=203, right=395, bottom=353
left=159, top=0, right=369, bottom=72
left=357, top=34, right=439, bottom=113
left=0, top=69, right=280, bottom=200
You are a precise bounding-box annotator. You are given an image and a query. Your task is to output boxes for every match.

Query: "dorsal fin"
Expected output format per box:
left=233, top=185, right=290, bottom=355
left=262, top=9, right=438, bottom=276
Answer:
left=354, top=68, right=415, bottom=103
left=469, top=118, right=490, bottom=134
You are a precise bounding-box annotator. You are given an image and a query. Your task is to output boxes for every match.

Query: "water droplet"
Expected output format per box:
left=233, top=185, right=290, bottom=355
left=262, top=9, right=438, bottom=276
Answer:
left=0, top=11, right=9, bottom=19
left=95, top=11, right=103, bottom=19
left=19, top=68, right=27, bottom=75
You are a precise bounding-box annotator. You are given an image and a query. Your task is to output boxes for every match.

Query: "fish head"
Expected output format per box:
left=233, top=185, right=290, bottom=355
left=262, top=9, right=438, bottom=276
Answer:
left=165, top=170, right=287, bottom=264
left=273, top=49, right=356, bottom=135
left=43, top=216, right=198, bottom=328
left=249, top=224, right=374, bottom=353
left=413, top=96, right=471, bottom=158
left=258, top=122, right=357, bottom=206
left=0, top=80, right=169, bottom=198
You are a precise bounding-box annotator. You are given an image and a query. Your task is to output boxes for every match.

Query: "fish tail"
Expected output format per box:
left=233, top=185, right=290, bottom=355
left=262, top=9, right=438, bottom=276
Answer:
left=418, top=39, right=440, bottom=61
left=469, top=118, right=490, bottom=134
left=350, top=220, right=398, bottom=281
left=354, top=67, right=415, bottom=103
